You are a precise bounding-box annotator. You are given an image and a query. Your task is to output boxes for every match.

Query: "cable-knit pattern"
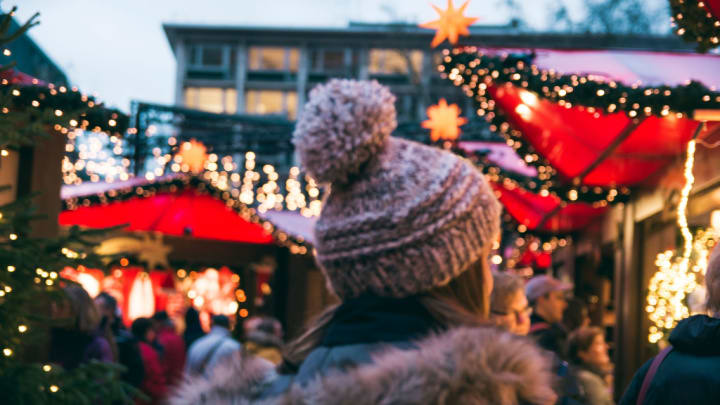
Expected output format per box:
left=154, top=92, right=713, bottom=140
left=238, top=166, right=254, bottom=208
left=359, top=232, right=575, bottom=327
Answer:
left=312, top=137, right=501, bottom=299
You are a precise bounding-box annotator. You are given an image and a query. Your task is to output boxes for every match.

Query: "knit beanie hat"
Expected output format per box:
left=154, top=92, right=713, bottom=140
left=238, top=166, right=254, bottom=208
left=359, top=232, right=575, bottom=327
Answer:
left=293, top=79, right=502, bottom=299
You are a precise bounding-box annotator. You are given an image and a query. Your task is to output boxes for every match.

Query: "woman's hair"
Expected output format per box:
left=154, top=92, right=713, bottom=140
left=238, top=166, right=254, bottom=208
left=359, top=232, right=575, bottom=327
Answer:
left=280, top=258, right=490, bottom=373
left=567, top=326, right=604, bottom=365
left=184, top=307, right=203, bottom=331
left=490, top=272, right=525, bottom=314
left=131, top=317, right=154, bottom=343
left=563, top=297, right=589, bottom=332
left=706, top=246, right=720, bottom=314
left=63, top=284, right=101, bottom=334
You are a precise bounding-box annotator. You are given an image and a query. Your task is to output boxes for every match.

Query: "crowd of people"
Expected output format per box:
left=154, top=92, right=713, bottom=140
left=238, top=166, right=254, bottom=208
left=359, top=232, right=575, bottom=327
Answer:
left=48, top=284, right=283, bottom=404
left=48, top=79, right=720, bottom=405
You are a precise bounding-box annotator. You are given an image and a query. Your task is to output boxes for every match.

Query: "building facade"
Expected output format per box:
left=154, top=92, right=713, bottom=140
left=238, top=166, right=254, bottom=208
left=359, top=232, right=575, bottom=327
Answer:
left=163, top=22, right=690, bottom=123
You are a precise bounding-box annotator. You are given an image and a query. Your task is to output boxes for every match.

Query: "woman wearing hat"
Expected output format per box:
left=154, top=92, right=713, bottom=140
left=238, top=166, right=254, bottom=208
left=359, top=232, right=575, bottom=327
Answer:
left=171, top=79, right=556, bottom=405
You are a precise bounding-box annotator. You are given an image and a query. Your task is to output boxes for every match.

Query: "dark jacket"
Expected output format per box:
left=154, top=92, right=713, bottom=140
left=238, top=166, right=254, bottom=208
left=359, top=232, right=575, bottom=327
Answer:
left=49, top=328, right=113, bottom=370
left=619, top=315, right=720, bottom=405
left=114, top=327, right=145, bottom=388
left=530, top=313, right=569, bottom=359
left=170, top=295, right=558, bottom=405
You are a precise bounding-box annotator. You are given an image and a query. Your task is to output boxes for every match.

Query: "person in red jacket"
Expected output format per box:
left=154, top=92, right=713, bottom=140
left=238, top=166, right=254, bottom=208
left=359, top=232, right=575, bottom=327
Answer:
left=131, top=318, right=167, bottom=405
left=152, top=311, right=186, bottom=389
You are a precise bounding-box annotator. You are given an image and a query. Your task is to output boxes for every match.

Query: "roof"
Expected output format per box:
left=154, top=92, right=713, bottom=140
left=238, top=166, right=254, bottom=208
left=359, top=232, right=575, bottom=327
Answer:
left=60, top=176, right=308, bottom=250
left=162, top=22, right=695, bottom=55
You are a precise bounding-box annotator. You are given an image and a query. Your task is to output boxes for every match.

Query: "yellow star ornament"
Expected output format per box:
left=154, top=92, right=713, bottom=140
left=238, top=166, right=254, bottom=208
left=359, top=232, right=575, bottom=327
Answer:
left=422, top=99, right=468, bottom=142
left=175, top=139, right=208, bottom=173
left=419, top=0, right=479, bottom=48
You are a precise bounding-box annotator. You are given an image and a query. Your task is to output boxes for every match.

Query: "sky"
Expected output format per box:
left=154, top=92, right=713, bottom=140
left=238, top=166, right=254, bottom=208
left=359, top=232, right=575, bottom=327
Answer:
left=9, top=0, right=658, bottom=113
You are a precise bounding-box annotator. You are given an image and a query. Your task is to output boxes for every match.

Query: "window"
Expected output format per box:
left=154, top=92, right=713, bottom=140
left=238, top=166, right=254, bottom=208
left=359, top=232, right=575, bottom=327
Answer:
left=369, top=49, right=423, bottom=75
left=248, top=47, right=299, bottom=72
left=245, top=90, right=298, bottom=119
left=310, top=48, right=347, bottom=73
left=184, top=87, right=237, bottom=114
left=201, top=46, right=223, bottom=66
left=186, top=43, right=234, bottom=79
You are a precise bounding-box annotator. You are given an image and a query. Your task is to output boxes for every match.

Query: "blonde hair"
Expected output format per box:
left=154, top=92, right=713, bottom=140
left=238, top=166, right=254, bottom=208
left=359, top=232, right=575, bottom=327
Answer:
left=280, top=259, right=489, bottom=372
left=706, top=246, right=720, bottom=314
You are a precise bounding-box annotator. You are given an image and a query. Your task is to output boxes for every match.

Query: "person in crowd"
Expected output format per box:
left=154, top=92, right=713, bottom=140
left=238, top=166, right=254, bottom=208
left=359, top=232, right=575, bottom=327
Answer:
left=568, top=327, right=614, bottom=405
left=95, top=292, right=145, bottom=388
left=131, top=318, right=167, bottom=405
left=170, top=79, right=557, bottom=405
left=182, top=307, right=205, bottom=350
left=49, top=284, right=113, bottom=370
left=619, top=246, right=720, bottom=405
left=243, top=316, right=284, bottom=365
left=492, top=274, right=583, bottom=405
left=563, top=297, right=591, bottom=334
left=151, top=311, right=186, bottom=389
left=527, top=274, right=573, bottom=358
left=490, top=272, right=532, bottom=335
left=185, top=315, right=242, bottom=377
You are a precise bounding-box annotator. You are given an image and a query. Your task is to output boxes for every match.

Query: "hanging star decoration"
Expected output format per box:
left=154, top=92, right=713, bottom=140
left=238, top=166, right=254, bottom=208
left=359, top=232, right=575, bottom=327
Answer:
left=175, top=139, right=208, bottom=173
left=422, top=98, right=468, bottom=142
left=419, top=0, right=479, bottom=48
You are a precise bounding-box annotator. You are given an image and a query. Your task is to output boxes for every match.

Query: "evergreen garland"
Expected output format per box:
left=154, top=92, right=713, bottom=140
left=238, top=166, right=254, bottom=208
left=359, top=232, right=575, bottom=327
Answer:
left=669, top=0, right=720, bottom=52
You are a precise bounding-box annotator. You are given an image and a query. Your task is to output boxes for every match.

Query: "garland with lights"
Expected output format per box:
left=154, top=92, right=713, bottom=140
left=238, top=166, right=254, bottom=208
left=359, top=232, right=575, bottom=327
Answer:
left=669, top=0, right=720, bottom=53
left=0, top=11, right=127, bottom=151
left=439, top=48, right=720, bottom=204
left=0, top=80, right=129, bottom=147
left=61, top=175, right=312, bottom=255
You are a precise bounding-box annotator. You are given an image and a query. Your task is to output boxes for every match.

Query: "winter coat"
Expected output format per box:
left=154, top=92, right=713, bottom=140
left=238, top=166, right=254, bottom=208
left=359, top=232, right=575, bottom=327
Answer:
left=171, top=295, right=557, bottom=405
left=170, top=327, right=556, bottom=405
left=114, top=327, right=146, bottom=388
left=49, top=328, right=113, bottom=370
left=530, top=314, right=569, bottom=360
left=156, top=325, right=187, bottom=389
left=137, top=341, right=167, bottom=405
left=619, top=315, right=720, bottom=405
left=572, top=364, right=614, bottom=405
left=185, top=326, right=242, bottom=377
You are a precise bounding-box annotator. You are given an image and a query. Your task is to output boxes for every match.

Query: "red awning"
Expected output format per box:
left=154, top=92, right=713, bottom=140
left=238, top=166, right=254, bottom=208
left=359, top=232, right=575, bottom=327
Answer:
left=489, top=84, right=719, bottom=187
left=450, top=48, right=720, bottom=191
left=59, top=188, right=274, bottom=244
left=491, top=181, right=607, bottom=233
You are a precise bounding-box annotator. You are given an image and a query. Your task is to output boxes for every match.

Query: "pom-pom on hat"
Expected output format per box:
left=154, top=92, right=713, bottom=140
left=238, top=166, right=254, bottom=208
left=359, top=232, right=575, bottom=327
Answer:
left=294, top=79, right=502, bottom=299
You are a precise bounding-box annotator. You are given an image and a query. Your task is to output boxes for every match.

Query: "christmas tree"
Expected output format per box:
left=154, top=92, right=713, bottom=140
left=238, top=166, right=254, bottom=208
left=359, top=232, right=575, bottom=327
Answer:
left=0, top=7, right=134, bottom=404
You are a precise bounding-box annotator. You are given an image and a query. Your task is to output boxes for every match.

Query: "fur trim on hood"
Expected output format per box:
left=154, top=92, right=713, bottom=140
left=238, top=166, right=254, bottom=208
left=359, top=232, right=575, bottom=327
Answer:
left=170, top=327, right=557, bottom=405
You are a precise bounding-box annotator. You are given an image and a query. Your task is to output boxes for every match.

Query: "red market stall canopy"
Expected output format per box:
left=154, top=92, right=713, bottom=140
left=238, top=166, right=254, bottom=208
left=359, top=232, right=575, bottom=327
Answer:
left=456, top=142, right=606, bottom=234
left=59, top=176, right=306, bottom=247
left=442, top=48, right=720, bottom=204
left=491, top=181, right=607, bottom=234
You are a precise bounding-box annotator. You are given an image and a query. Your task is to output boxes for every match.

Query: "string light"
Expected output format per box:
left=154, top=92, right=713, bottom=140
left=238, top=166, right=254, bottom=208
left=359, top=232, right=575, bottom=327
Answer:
left=646, top=137, right=719, bottom=344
